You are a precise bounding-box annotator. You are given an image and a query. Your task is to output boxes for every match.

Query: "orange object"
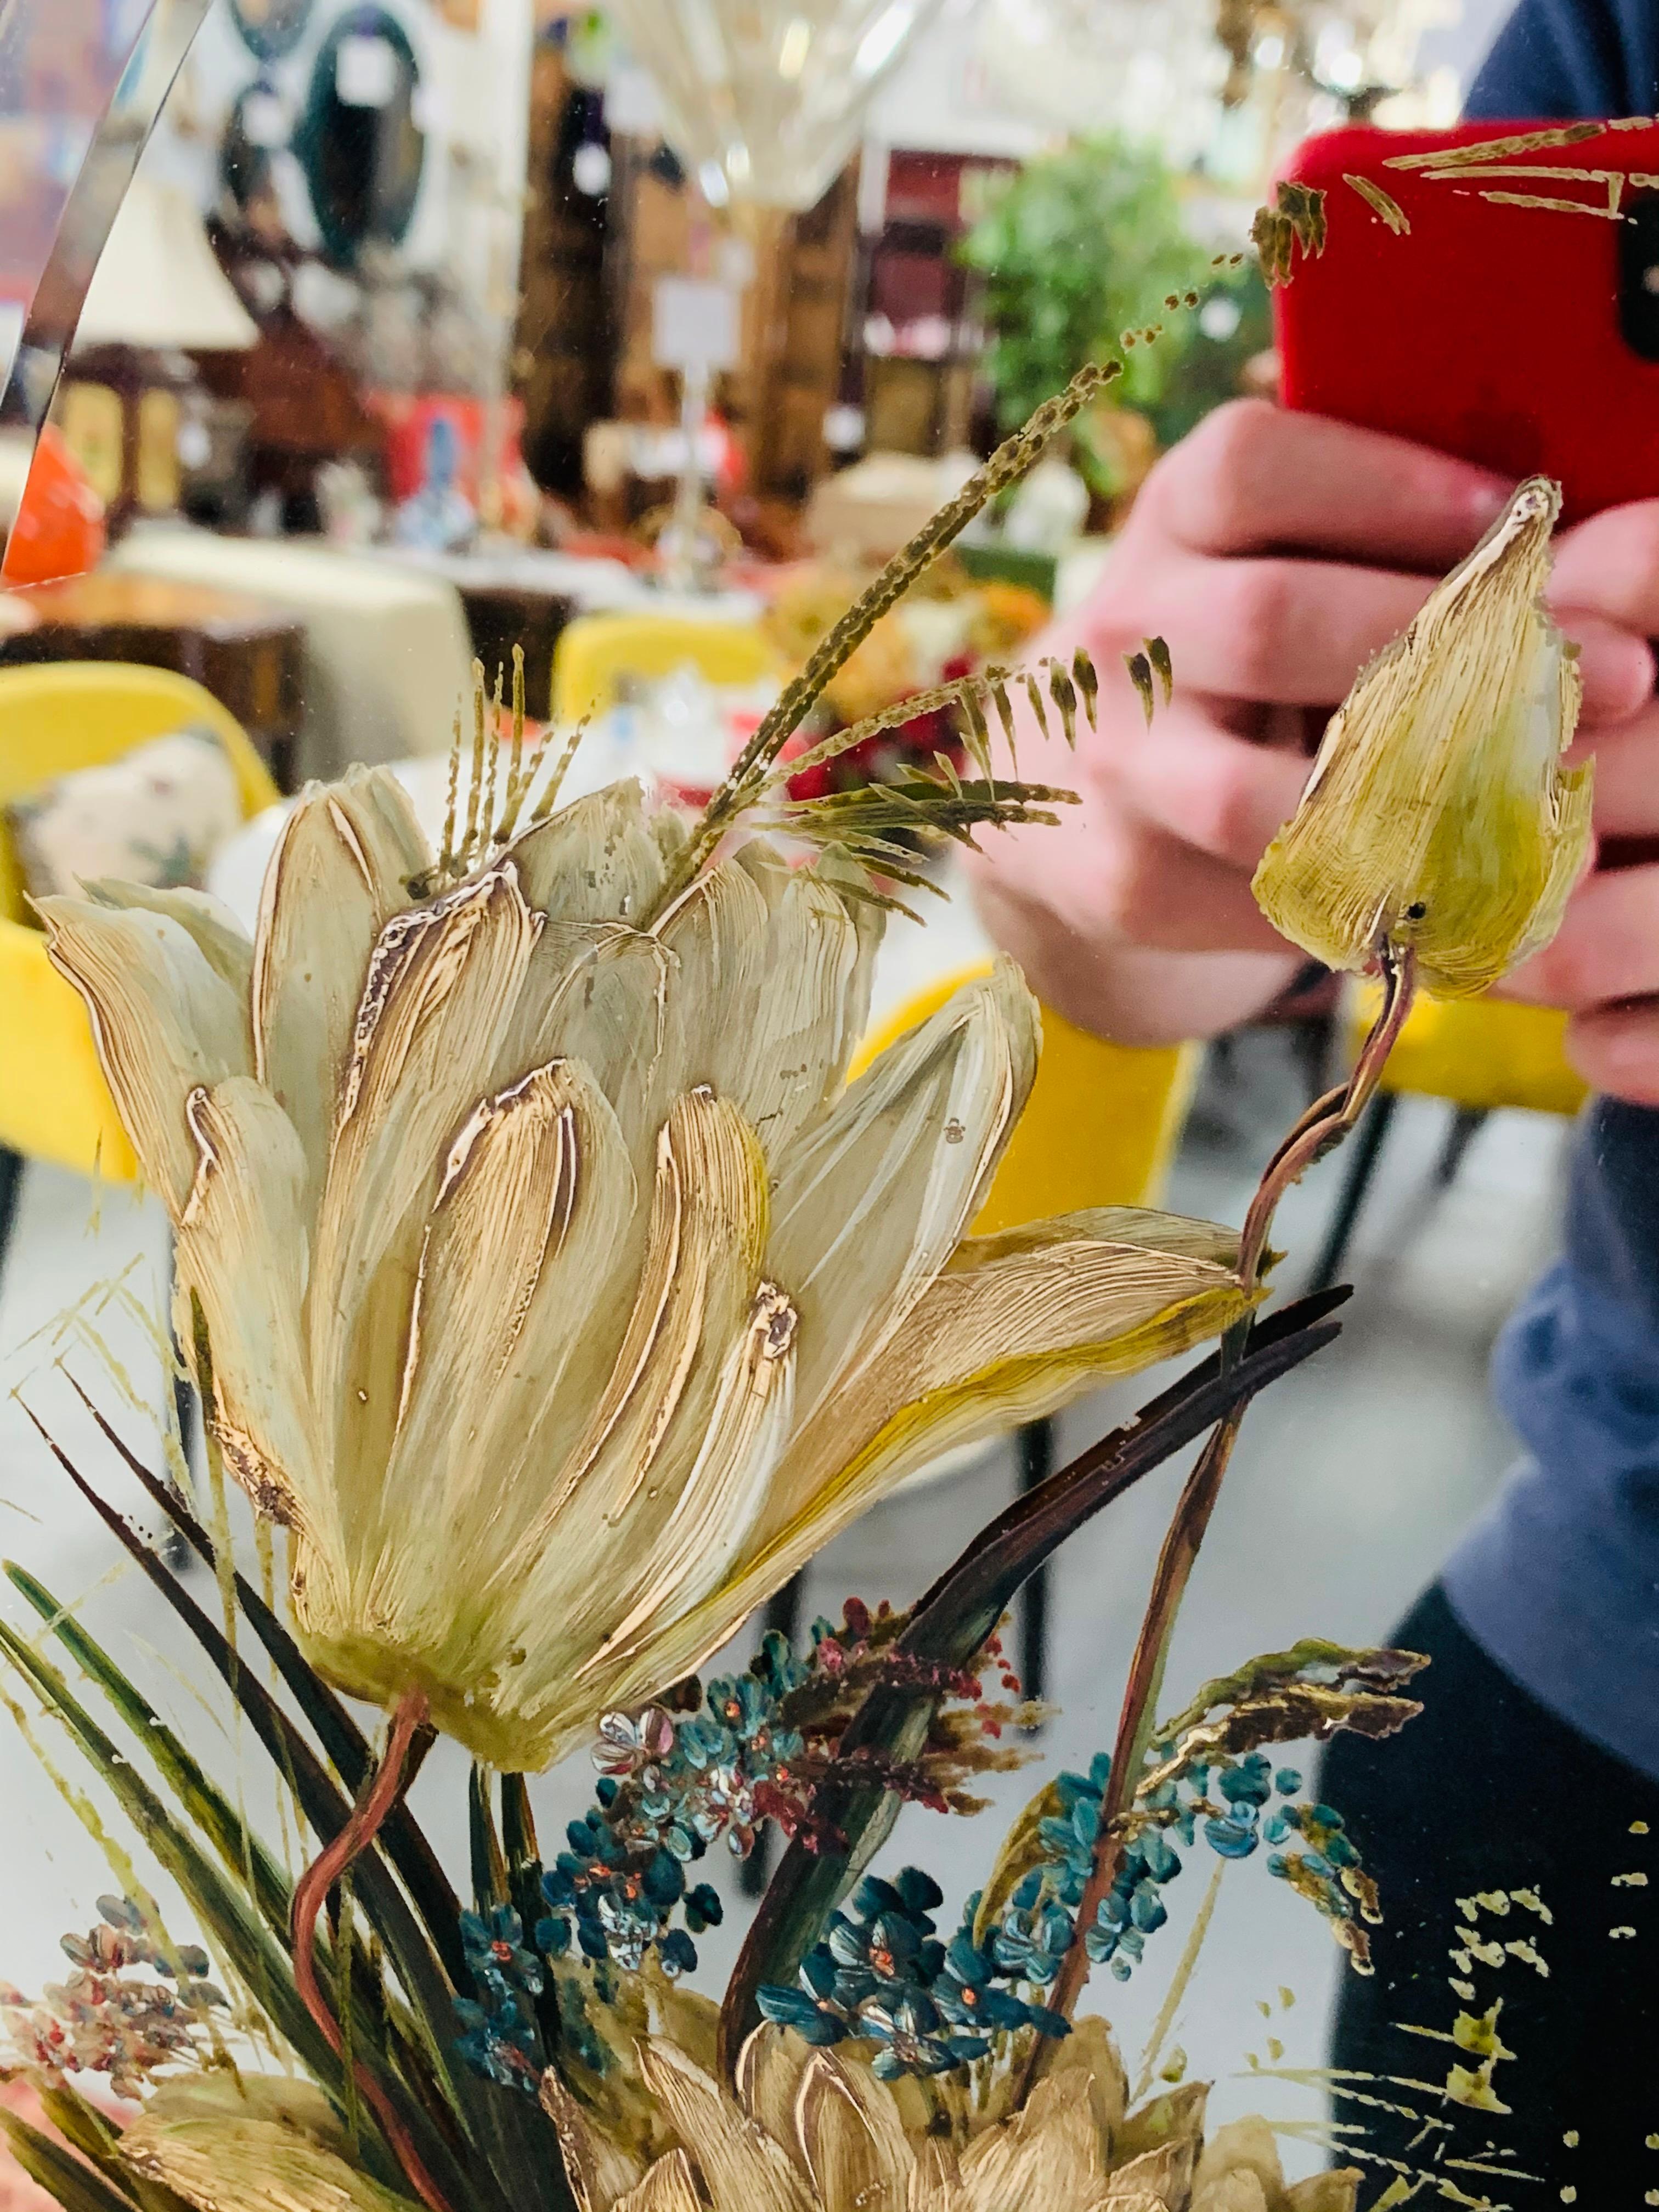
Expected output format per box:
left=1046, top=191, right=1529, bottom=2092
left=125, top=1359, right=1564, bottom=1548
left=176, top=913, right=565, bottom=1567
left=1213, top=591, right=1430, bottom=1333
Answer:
left=2, top=425, right=106, bottom=588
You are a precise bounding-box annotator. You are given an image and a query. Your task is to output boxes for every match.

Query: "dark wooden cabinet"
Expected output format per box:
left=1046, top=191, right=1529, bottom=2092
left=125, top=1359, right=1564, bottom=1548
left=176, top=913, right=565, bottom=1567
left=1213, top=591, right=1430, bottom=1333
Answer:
left=0, top=573, right=306, bottom=789
left=513, top=49, right=614, bottom=494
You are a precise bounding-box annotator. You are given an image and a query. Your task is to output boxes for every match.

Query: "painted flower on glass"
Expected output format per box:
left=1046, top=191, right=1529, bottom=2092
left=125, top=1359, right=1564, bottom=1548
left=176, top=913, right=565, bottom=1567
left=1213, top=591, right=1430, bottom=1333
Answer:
left=1252, top=475, right=1592, bottom=998
left=119, top=2074, right=417, bottom=2212
left=43, top=768, right=1254, bottom=1769
left=541, top=2022, right=1360, bottom=2212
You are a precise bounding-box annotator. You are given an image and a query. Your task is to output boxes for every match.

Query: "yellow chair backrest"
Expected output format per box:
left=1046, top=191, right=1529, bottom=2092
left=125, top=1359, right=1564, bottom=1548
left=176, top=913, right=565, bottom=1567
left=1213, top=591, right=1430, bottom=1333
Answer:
left=0, top=663, right=279, bottom=1182
left=551, top=613, right=783, bottom=728
left=853, top=964, right=1200, bottom=1233
left=1353, top=984, right=1587, bottom=1120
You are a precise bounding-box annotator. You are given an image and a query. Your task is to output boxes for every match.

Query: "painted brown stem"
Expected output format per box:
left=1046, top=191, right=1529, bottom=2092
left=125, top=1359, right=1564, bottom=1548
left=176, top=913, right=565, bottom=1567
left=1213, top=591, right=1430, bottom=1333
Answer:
left=291, top=1688, right=450, bottom=2212
left=655, top=359, right=1119, bottom=906
left=1023, top=947, right=1417, bottom=2086
left=1235, top=945, right=1418, bottom=1291
left=1025, top=1404, right=1245, bottom=2058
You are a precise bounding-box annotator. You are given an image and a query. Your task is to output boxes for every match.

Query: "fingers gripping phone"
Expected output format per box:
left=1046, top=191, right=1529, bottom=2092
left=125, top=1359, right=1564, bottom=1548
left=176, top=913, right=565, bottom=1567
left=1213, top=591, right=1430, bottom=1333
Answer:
left=1274, top=120, right=1659, bottom=523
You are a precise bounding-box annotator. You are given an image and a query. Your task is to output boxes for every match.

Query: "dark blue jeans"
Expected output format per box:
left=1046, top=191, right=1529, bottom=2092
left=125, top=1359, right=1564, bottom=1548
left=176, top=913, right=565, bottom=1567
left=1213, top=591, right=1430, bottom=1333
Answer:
left=1322, top=1582, right=1659, bottom=2192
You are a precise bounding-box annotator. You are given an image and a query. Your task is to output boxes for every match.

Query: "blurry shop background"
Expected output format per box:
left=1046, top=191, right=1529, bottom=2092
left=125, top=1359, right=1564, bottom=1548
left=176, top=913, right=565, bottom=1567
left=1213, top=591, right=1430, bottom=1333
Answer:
left=0, top=0, right=1551, bottom=2174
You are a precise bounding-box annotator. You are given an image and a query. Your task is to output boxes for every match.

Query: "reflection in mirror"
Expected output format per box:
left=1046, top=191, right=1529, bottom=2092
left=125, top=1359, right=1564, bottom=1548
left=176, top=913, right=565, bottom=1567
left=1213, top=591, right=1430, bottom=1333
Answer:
left=0, top=0, right=213, bottom=560
left=296, top=6, right=426, bottom=269
left=227, top=0, right=315, bottom=65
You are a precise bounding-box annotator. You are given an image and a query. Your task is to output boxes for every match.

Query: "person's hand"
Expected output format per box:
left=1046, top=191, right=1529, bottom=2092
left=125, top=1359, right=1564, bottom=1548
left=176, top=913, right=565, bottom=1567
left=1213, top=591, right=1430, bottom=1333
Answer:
left=968, top=399, right=1655, bottom=1047
left=1502, top=499, right=1659, bottom=1103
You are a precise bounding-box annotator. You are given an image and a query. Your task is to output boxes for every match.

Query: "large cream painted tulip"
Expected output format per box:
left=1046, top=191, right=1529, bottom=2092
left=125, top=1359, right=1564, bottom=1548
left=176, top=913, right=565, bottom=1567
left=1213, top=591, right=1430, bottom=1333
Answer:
left=44, top=769, right=1252, bottom=1769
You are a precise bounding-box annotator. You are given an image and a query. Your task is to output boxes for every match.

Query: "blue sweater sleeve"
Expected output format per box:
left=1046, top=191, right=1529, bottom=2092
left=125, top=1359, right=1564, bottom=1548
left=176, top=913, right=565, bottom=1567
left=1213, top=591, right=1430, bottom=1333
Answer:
left=1444, top=1101, right=1659, bottom=1780
left=1466, top=0, right=1659, bottom=117
left=1426, top=3, right=1659, bottom=1777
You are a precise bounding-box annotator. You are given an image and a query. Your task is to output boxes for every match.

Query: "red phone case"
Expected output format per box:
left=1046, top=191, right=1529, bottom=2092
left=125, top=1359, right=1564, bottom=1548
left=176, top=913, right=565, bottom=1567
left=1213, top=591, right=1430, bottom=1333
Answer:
left=1276, top=121, right=1659, bottom=522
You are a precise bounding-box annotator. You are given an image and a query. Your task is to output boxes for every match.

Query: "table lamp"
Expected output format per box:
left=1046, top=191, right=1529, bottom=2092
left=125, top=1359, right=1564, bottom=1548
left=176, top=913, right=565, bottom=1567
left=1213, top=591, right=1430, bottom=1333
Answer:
left=57, top=176, right=258, bottom=528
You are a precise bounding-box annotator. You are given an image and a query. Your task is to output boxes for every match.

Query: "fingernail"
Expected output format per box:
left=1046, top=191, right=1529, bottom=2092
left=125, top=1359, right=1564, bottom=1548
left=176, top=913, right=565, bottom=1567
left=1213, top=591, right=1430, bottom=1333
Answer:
left=1579, top=631, right=1656, bottom=717
left=1464, top=477, right=1514, bottom=527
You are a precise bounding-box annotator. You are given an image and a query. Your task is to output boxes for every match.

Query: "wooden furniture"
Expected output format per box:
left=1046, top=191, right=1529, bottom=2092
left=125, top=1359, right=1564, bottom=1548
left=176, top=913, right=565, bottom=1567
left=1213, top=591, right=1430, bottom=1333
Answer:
left=738, top=166, right=862, bottom=499
left=855, top=150, right=1010, bottom=459
left=602, top=142, right=861, bottom=504
left=512, top=47, right=614, bottom=496
left=0, top=571, right=304, bottom=789
left=457, top=578, right=578, bottom=712
left=195, top=212, right=383, bottom=529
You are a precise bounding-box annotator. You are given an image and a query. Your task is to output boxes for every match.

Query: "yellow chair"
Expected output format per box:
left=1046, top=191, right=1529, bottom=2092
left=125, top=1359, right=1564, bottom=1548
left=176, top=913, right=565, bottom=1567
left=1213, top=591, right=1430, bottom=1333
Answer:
left=550, top=612, right=783, bottom=727
left=747, top=964, right=1199, bottom=1789
left=852, top=964, right=1200, bottom=1229
left=1308, top=988, right=1587, bottom=1289
left=0, top=664, right=279, bottom=1190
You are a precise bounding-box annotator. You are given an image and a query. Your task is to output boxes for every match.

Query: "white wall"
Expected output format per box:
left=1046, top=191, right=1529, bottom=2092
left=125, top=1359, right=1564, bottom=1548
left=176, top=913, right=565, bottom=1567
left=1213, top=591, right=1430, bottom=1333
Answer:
left=866, top=0, right=1052, bottom=158
left=141, top=0, right=533, bottom=276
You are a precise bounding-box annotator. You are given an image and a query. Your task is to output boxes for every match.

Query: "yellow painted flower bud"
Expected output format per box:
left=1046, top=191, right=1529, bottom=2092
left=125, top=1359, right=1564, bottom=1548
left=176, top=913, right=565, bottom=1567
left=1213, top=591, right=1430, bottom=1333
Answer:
left=1252, top=476, right=1593, bottom=998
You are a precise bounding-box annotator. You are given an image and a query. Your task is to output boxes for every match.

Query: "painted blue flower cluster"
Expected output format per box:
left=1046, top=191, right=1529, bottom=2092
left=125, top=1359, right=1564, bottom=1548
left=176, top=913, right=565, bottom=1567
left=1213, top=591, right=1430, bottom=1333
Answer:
left=452, top=1906, right=543, bottom=2093
left=1143, top=1746, right=1372, bottom=1941
left=451, top=1635, right=831, bottom=2095
left=526, top=1631, right=819, bottom=1985
left=537, top=1813, right=724, bottom=1979
left=1259, top=1792, right=1373, bottom=1945
left=756, top=1869, right=1069, bottom=2078
left=985, top=1753, right=1184, bottom=1986
left=1013, top=1745, right=1372, bottom=1985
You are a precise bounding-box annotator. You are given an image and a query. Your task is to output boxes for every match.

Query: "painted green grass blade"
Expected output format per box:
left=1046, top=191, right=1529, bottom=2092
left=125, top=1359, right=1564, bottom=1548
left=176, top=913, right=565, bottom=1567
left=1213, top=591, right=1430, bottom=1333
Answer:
left=500, top=1775, right=560, bottom=2053
left=63, top=1382, right=465, bottom=1983
left=36, top=2086, right=193, bottom=2212
left=3, top=1564, right=414, bottom=2096
left=31, top=1431, right=455, bottom=2022
left=31, top=1419, right=560, bottom=2212
left=7, top=1564, right=292, bottom=1940
left=0, top=1610, right=486, bottom=2212
left=0, top=2106, right=140, bottom=2212
left=462, top=1770, right=577, bottom=2212
left=0, top=1615, right=345, bottom=2108
left=718, top=1289, right=1350, bottom=2070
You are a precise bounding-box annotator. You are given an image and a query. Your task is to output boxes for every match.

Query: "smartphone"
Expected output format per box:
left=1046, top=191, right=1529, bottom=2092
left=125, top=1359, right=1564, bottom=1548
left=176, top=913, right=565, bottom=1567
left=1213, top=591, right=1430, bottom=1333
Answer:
left=1274, top=120, right=1659, bottom=522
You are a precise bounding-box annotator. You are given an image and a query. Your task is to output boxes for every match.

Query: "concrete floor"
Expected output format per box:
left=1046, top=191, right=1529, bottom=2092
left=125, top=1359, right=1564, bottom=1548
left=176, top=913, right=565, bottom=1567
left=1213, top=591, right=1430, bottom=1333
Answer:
left=0, top=1029, right=1568, bottom=2171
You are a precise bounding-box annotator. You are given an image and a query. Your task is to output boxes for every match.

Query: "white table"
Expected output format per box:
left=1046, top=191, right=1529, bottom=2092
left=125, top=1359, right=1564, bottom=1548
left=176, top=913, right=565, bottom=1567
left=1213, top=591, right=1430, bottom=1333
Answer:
left=370, top=541, right=766, bottom=628
left=207, top=749, right=992, bottom=1032
left=109, top=524, right=476, bottom=781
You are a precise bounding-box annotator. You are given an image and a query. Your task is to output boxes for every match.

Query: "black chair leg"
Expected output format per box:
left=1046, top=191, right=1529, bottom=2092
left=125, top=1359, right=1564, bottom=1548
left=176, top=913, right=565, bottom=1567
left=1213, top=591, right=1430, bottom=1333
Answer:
left=1016, top=1418, right=1055, bottom=1728
left=1433, top=1104, right=1487, bottom=1187
left=0, top=1145, right=24, bottom=1296
left=163, top=1364, right=199, bottom=1572
left=1290, top=1008, right=1340, bottom=1105
left=739, top=1570, right=805, bottom=1897
left=162, top=1238, right=200, bottom=1572
left=1307, top=1090, right=1399, bottom=1293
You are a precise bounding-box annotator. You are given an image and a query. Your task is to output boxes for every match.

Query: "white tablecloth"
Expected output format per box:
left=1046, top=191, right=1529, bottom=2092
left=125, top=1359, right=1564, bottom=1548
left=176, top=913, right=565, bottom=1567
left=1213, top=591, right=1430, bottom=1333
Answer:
left=207, top=747, right=993, bottom=1028
left=109, top=524, right=475, bottom=781
left=372, top=541, right=765, bottom=628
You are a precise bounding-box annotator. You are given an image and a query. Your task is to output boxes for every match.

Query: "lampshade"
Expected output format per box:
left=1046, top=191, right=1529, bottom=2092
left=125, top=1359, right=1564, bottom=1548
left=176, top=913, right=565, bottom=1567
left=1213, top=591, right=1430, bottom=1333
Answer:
left=605, top=0, right=945, bottom=211
left=74, top=177, right=259, bottom=352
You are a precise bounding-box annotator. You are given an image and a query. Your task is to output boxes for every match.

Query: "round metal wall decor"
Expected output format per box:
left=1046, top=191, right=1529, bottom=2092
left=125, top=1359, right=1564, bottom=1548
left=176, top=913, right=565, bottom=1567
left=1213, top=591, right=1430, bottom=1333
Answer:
left=295, top=6, right=425, bottom=267
left=229, top=0, right=315, bottom=64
